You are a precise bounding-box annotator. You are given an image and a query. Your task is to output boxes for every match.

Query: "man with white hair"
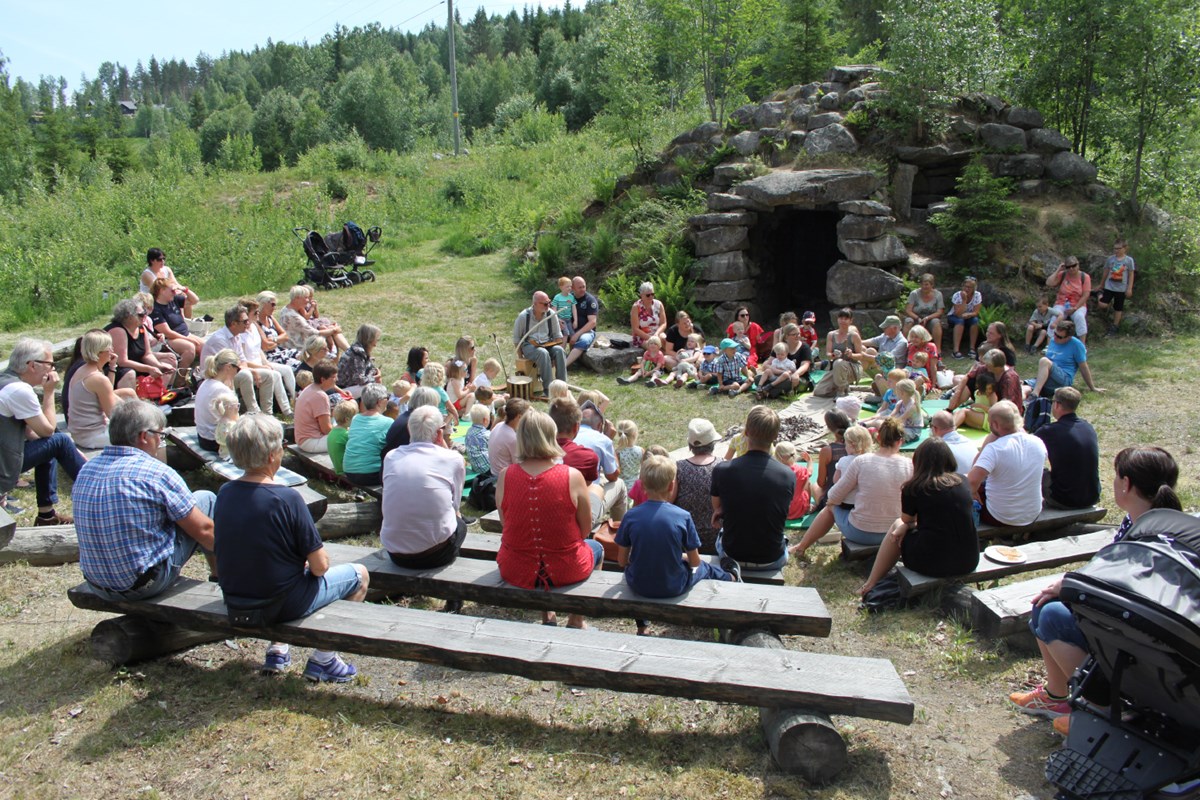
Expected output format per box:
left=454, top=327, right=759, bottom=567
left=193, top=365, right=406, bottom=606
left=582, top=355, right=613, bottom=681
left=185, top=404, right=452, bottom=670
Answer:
left=0, top=337, right=87, bottom=524
left=968, top=400, right=1047, bottom=527
left=513, top=290, right=566, bottom=399
left=199, top=304, right=281, bottom=415
left=75, top=399, right=216, bottom=600
left=929, top=410, right=978, bottom=476
left=380, top=406, right=469, bottom=572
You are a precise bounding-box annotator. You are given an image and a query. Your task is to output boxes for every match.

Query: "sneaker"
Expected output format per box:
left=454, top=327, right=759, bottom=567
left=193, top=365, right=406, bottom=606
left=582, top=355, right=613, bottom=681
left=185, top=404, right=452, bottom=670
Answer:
left=645, top=379, right=659, bottom=388
left=0, top=497, right=24, bottom=516
left=728, top=388, right=740, bottom=397
left=1106, top=325, right=1119, bottom=335
left=442, top=598, right=464, bottom=614
left=686, top=381, right=701, bottom=390
left=261, top=649, right=292, bottom=675
left=953, top=351, right=965, bottom=359
left=709, top=385, right=721, bottom=395
left=1009, top=685, right=1070, bottom=719
left=460, top=515, right=478, bottom=525
left=967, top=349, right=977, bottom=359
left=617, top=376, right=635, bottom=385
left=303, top=654, right=357, bottom=683
left=719, top=556, right=743, bottom=583
left=1052, top=714, right=1070, bottom=736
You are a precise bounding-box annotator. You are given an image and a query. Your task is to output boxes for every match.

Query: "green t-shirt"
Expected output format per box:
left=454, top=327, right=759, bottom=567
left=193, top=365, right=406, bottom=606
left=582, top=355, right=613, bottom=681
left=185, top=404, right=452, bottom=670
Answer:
left=327, top=427, right=350, bottom=474
left=551, top=291, right=575, bottom=322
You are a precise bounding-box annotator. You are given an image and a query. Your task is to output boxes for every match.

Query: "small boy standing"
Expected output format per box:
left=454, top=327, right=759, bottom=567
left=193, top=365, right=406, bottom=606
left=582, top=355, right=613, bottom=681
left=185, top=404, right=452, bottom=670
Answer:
left=616, top=455, right=740, bottom=612
left=551, top=276, right=576, bottom=336
left=799, top=311, right=819, bottom=349
left=1097, top=239, right=1135, bottom=334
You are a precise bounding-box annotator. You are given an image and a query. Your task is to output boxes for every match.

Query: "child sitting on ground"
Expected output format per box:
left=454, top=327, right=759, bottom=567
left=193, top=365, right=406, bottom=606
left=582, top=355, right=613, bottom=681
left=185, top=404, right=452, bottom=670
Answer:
left=551, top=276, right=575, bottom=335
left=906, top=351, right=931, bottom=395
left=295, top=370, right=314, bottom=391
left=390, top=379, right=413, bottom=412
left=729, top=320, right=759, bottom=369
left=953, top=370, right=996, bottom=432
left=474, top=385, right=497, bottom=426
left=547, top=379, right=573, bottom=403
left=1025, top=295, right=1059, bottom=353
left=464, top=403, right=492, bottom=475
left=615, top=455, right=740, bottom=635
left=788, top=425, right=872, bottom=557
left=799, top=310, right=819, bottom=348
left=419, top=361, right=458, bottom=425
left=445, top=359, right=475, bottom=416
left=627, top=445, right=670, bottom=507
left=614, top=419, right=644, bottom=482
left=212, top=395, right=239, bottom=461
left=383, top=400, right=400, bottom=420
left=474, top=358, right=504, bottom=394
left=861, top=369, right=906, bottom=428
left=690, top=345, right=719, bottom=390
left=619, top=335, right=668, bottom=386
left=668, top=333, right=704, bottom=388
left=775, top=442, right=817, bottom=521
left=708, top=338, right=753, bottom=396
left=891, top=379, right=925, bottom=442
left=756, top=342, right=797, bottom=399
left=327, top=400, right=358, bottom=475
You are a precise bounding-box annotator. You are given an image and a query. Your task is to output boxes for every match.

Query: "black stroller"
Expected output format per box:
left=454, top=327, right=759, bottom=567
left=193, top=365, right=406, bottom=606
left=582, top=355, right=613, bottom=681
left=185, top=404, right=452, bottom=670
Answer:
left=292, top=221, right=380, bottom=290
left=1047, top=508, right=1200, bottom=800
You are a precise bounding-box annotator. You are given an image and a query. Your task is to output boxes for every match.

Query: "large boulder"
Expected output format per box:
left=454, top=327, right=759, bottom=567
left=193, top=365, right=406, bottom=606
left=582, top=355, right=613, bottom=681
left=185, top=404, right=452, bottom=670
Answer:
left=896, top=144, right=975, bottom=166
left=807, top=112, right=844, bottom=131
left=804, top=124, right=858, bottom=155
left=837, top=213, right=892, bottom=240
left=669, top=121, right=722, bottom=147
left=1046, top=151, right=1098, bottom=184
left=838, top=199, right=893, bottom=216
left=729, top=130, right=762, bottom=156
left=980, top=123, right=1027, bottom=152
left=713, top=163, right=756, bottom=185
left=826, top=261, right=905, bottom=305
left=1027, top=128, right=1072, bottom=153
left=1024, top=252, right=1061, bottom=281
left=818, top=92, right=840, bottom=110
left=692, top=225, right=749, bottom=256
left=688, top=211, right=758, bottom=227
left=790, top=104, right=812, bottom=127
left=787, top=131, right=807, bottom=151
left=753, top=101, right=786, bottom=128
left=1004, top=107, right=1045, bottom=129
left=733, top=168, right=882, bottom=208
left=694, top=251, right=756, bottom=282
left=693, top=279, right=756, bottom=303
left=990, top=154, right=1045, bottom=178
left=729, top=103, right=758, bottom=128
left=828, top=65, right=881, bottom=84
left=707, top=192, right=769, bottom=212
left=581, top=335, right=641, bottom=374
left=839, top=235, right=908, bottom=266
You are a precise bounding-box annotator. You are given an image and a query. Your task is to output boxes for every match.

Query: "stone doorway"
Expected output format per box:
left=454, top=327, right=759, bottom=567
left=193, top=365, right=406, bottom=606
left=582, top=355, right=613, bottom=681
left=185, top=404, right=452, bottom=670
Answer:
left=911, top=161, right=967, bottom=210
left=746, top=207, right=842, bottom=323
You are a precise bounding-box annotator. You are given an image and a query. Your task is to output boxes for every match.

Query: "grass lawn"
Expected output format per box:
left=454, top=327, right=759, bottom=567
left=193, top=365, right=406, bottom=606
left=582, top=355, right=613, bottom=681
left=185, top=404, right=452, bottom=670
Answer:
left=0, top=238, right=1197, bottom=799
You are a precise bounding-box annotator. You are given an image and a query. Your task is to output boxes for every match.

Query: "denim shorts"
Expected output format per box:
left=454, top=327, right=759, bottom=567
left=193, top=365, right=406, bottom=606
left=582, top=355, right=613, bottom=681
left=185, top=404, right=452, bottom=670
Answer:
left=832, top=505, right=886, bottom=546
left=300, top=563, right=364, bottom=616
left=946, top=314, right=978, bottom=328
left=1029, top=600, right=1088, bottom=650
left=572, top=331, right=596, bottom=351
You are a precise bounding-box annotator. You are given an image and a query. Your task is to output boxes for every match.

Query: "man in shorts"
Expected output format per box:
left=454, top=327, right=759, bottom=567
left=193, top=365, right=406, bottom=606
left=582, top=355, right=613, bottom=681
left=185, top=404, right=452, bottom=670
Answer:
left=1097, top=239, right=1135, bottom=334
left=1027, top=319, right=1104, bottom=399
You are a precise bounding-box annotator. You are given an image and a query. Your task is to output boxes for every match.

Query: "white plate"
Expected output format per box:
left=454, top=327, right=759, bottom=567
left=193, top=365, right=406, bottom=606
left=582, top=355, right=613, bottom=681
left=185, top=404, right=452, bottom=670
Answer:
left=984, top=545, right=1027, bottom=565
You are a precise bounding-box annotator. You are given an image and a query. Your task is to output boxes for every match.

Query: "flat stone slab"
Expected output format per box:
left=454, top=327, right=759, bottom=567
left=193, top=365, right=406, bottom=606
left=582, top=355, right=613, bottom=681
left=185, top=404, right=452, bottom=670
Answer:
left=732, top=169, right=882, bottom=209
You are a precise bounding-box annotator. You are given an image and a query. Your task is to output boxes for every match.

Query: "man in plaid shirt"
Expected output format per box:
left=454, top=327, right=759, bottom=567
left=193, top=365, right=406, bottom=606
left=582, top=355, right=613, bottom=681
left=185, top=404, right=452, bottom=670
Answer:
left=708, top=338, right=753, bottom=396
left=75, top=401, right=216, bottom=600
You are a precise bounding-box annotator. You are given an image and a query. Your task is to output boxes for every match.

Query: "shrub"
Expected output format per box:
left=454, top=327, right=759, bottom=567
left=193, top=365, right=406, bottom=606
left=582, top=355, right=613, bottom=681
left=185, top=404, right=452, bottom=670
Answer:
left=536, top=233, right=568, bottom=275
left=930, top=154, right=1019, bottom=262
left=510, top=253, right=546, bottom=291
left=590, top=225, right=619, bottom=266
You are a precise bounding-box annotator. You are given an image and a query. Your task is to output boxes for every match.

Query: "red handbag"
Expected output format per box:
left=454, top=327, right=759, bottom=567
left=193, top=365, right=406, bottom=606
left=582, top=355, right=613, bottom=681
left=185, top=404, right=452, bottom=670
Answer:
left=135, top=374, right=166, bottom=401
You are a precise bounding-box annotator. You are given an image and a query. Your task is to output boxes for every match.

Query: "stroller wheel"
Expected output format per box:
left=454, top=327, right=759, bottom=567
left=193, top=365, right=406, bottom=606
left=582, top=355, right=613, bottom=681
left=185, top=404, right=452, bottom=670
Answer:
left=347, top=270, right=362, bottom=285
left=320, top=281, right=335, bottom=291
left=361, top=270, right=376, bottom=282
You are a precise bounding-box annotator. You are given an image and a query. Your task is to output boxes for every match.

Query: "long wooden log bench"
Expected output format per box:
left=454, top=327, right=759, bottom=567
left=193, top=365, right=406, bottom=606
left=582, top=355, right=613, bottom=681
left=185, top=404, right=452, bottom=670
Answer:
left=0, top=506, right=13, bottom=550
left=840, top=505, right=1108, bottom=562
left=322, top=542, right=826, bottom=636
left=895, top=529, right=1113, bottom=598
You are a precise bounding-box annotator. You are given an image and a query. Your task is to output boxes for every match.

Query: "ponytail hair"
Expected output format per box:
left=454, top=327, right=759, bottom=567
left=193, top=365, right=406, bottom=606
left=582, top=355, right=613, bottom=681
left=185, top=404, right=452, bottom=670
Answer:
left=204, top=348, right=239, bottom=379
left=1114, top=446, right=1182, bottom=511
left=876, top=417, right=904, bottom=449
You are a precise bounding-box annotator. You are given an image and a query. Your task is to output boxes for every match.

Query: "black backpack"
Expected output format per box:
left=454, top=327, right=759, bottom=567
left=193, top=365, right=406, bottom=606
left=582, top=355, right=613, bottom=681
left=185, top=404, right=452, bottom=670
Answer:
left=342, top=221, right=367, bottom=251
left=469, top=472, right=497, bottom=512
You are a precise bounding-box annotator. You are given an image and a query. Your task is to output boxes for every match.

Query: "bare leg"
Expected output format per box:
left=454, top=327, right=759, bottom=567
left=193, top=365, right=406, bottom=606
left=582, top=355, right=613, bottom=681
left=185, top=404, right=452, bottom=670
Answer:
left=859, top=521, right=904, bottom=595
left=1040, top=639, right=1089, bottom=697
left=790, top=506, right=834, bottom=557
left=1030, top=357, right=1053, bottom=398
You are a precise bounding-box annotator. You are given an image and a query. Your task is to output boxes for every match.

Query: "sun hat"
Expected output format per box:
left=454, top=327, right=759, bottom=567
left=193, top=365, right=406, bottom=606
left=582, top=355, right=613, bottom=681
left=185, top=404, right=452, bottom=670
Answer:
left=687, top=418, right=720, bottom=447
left=719, top=338, right=737, bottom=350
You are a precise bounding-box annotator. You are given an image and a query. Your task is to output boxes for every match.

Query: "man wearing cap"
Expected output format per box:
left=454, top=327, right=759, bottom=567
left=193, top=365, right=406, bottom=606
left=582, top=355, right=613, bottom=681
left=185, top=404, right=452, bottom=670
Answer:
left=855, top=315, right=909, bottom=397
left=710, top=405, right=793, bottom=570
left=1027, top=318, right=1104, bottom=399
left=512, top=291, right=566, bottom=399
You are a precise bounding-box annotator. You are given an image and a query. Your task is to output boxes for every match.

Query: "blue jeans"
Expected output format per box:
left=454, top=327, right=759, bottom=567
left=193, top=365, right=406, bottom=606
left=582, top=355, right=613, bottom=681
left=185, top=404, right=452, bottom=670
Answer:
left=572, top=331, right=596, bottom=351
left=519, top=342, right=566, bottom=393
left=946, top=313, right=978, bottom=331
left=89, top=490, right=217, bottom=602
left=584, top=538, right=604, bottom=567
left=300, top=563, right=365, bottom=616
left=24, top=432, right=87, bottom=507
left=714, top=532, right=788, bottom=571
left=1030, top=600, right=1088, bottom=649
left=689, top=560, right=734, bottom=585
left=832, top=505, right=886, bottom=546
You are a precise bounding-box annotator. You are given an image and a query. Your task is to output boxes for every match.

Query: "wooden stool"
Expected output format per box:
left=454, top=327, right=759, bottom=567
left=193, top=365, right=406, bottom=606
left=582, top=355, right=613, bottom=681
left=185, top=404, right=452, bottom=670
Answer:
left=514, top=358, right=543, bottom=395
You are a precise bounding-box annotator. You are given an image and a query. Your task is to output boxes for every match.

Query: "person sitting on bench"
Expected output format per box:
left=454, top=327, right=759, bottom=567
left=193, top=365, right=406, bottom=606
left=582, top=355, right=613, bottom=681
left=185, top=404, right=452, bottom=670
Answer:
left=214, top=413, right=369, bottom=682
left=293, top=359, right=338, bottom=454
left=1034, top=387, right=1100, bottom=510
left=968, top=401, right=1046, bottom=527
left=380, top=406, right=468, bottom=574
left=1027, top=319, right=1104, bottom=399
left=1010, top=446, right=1181, bottom=736
left=75, top=399, right=216, bottom=601
left=496, top=409, right=603, bottom=629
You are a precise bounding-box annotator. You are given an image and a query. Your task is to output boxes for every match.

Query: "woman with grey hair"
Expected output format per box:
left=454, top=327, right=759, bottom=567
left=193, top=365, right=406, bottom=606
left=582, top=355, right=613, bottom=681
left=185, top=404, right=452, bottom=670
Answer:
left=336, top=324, right=382, bottom=399
left=104, top=297, right=172, bottom=390
left=214, top=413, right=369, bottom=682
left=341, top=383, right=391, bottom=487
left=629, top=281, right=666, bottom=349
left=255, top=290, right=302, bottom=370
left=67, top=329, right=139, bottom=448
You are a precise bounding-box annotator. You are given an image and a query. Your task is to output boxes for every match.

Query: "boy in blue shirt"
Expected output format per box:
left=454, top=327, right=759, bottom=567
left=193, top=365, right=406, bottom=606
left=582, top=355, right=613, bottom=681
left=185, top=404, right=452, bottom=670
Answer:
left=615, top=455, right=740, bottom=634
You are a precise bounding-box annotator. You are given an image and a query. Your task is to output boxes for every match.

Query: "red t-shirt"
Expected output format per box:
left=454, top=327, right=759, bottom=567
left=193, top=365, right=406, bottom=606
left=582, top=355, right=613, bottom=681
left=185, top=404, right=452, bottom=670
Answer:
left=786, top=464, right=812, bottom=520
left=558, top=437, right=599, bottom=483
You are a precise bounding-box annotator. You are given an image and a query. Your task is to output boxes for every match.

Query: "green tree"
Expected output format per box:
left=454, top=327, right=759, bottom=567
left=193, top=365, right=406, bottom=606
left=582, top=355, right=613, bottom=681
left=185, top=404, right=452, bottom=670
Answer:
left=188, top=91, right=208, bottom=129
left=252, top=87, right=302, bottom=170
left=332, top=59, right=424, bottom=152
left=215, top=132, right=261, bottom=172
left=930, top=155, right=1020, bottom=262
left=198, top=101, right=253, bottom=163
left=754, top=0, right=844, bottom=92
left=0, top=52, right=36, bottom=197
left=596, top=0, right=663, bottom=168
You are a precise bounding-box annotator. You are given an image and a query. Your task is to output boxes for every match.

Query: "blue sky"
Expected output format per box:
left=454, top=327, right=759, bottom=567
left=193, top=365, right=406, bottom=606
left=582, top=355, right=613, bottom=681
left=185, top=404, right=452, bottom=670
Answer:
left=1, top=0, right=556, bottom=92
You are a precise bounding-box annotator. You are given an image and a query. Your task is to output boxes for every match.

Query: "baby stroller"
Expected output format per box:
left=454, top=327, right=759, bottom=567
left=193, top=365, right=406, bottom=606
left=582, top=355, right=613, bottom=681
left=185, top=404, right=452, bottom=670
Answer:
left=292, top=222, right=380, bottom=290
left=1046, top=508, right=1200, bottom=800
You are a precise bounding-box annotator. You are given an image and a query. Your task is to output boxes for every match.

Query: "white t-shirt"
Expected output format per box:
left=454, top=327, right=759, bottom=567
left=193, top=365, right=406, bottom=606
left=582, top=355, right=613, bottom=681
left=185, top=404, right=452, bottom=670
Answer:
left=195, top=378, right=237, bottom=441
left=474, top=372, right=492, bottom=389
left=241, top=325, right=265, bottom=364
left=975, top=432, right=1047, bottom=525
left=833, top=453, right=859, bottom=504
left=0, top=380, right=43, bottom=421
left=940, top=429, right=980, bottom=477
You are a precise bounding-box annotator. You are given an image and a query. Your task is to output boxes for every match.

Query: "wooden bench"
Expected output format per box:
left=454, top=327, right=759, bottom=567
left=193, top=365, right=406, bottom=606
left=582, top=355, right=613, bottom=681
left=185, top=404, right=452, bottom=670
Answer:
left=286, top=445, right=382, bottom=499
left=896, top=529, right=1112, bottom=597
left=0, top=506, right=13, bottom=550
left=67, top=578, right=912, bottom=725
left=322, top=542, right=825, bottom=636
left=840, top=506, right=1109, bottom=562
left=961, top=572, right=1061, bottom=642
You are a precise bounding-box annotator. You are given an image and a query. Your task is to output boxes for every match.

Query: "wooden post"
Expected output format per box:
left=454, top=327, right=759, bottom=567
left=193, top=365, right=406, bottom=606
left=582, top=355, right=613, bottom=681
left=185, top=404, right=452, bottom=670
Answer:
left=90, top=615, right=225, bottom=666
left=731, top=628, right=849, bottom=783
left=0, top=525, right=79, bottom=566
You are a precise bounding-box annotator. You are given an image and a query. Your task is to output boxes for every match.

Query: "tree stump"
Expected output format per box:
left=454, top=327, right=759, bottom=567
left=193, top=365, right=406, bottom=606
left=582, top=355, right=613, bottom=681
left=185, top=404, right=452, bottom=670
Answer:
left=91, top=615, right=225, bottom=666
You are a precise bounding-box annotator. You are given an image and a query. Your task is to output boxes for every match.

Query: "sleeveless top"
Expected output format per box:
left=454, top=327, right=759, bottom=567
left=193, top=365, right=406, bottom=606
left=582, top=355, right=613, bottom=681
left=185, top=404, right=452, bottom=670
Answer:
left=105, top=322, right=146, bottom=361
left=632, top=301, right=662, bottom=348
left=830, top=331, right=855, bottom=358
left=821, top=442, right=847, bottom=494
left=66, top=368, right=109, bottom=448
left=497, top=463, right=595, bottom=589
left=674, top=456, right=718, bottom=552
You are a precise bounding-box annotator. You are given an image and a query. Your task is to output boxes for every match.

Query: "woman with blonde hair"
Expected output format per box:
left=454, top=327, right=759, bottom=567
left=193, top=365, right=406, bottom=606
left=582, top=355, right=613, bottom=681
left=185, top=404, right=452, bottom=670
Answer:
left=496, top=409, right=601, bottom=628
left=195, top=349, right=241, bottom=453
left=66, top=330, right=139, bottom=448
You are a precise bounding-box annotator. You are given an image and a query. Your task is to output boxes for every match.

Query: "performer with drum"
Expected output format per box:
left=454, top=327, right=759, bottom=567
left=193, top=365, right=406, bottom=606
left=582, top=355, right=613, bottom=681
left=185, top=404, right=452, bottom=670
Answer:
left=512, top=291, right=567, bottom=401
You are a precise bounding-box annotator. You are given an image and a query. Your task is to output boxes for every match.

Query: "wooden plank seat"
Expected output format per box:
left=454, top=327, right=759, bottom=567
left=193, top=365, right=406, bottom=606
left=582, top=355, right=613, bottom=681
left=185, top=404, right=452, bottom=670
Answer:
left=896, top=529, right=1112, bottom=597
left=965, top=573, right=1062, bottom=640
left=287, top=445, right=476, bottom=501
left=66, top=578, right=911, bottom=722
left=0, top=506, right=14, bottom=550
left=321, top=542, right=829, bottom=637
left=840, top=506, right=1109, bottom=562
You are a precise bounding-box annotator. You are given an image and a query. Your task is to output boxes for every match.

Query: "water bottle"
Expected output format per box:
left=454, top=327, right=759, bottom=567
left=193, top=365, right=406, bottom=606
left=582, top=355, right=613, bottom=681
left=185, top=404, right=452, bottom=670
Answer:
left=1063, top=300, right=1072, bottom=317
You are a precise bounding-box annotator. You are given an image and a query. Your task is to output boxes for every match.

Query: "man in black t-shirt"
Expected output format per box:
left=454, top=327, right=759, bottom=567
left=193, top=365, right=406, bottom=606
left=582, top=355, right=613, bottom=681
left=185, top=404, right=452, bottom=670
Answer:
left=1034, top=386, right=1100, bottom=509
left=565, top=276, right=599, bottom=368
left=710, top=406, right=794, bottom=569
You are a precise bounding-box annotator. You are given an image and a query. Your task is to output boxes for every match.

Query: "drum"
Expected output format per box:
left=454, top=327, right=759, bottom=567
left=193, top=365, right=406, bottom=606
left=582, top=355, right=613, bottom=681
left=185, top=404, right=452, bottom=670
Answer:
left=508, top=375, right=533, bottom=400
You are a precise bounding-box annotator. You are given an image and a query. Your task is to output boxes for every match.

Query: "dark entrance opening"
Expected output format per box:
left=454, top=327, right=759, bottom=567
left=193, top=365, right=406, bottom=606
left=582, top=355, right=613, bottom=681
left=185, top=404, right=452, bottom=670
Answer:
left=746, top=206, right=842, bottom=326
left=911, top=157, right=969, bottom=210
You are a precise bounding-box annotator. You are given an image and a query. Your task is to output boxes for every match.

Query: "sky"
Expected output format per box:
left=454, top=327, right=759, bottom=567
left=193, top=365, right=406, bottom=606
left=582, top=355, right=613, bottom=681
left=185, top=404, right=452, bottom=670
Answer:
left=1, top=0, right=557, bottom=92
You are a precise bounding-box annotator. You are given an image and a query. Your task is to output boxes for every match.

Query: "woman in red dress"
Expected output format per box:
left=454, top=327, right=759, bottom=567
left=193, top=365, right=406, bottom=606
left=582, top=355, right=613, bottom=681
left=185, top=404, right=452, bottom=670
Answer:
left=496, top=409, right=602, bottom=629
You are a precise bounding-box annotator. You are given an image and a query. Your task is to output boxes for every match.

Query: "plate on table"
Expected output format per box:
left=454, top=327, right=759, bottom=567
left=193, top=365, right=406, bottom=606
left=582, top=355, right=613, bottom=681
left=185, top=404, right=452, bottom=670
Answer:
left=984, top=545, right=1027, bottom=565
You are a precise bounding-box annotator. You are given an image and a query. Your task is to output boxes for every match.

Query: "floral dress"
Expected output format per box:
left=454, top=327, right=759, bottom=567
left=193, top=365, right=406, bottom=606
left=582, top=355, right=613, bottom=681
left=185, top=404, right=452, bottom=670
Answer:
left=632, top=300, right=663, bottom=348
left=261, top=316, right=301, bottom=369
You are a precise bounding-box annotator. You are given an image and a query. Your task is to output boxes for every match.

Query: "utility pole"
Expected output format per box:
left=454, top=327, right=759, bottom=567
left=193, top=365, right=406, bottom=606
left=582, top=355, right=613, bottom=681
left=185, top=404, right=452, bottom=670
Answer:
left=447, top=0, right=462, bottom=156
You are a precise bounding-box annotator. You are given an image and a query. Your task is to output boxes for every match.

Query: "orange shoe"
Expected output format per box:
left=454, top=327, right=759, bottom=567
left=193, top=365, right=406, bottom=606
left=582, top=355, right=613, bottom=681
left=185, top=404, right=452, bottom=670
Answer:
left=1053, top=715, right=1070, bottom=736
